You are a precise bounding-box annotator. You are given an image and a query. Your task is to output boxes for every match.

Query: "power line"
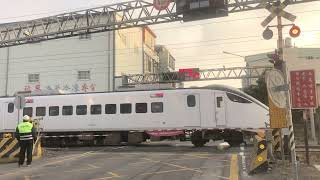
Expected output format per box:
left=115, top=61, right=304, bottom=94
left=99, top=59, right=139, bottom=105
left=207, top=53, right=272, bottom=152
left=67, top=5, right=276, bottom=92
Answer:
left=1, top=30, right=319, bottom=65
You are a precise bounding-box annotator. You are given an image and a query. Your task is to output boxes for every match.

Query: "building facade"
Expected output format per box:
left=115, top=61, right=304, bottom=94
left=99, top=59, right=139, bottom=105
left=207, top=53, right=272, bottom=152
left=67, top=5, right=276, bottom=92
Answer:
left=242, top=47, right=320, bottom=88
left=155, top=45, right=176, bottom=72
left=0, top=25, right=163, bottom=96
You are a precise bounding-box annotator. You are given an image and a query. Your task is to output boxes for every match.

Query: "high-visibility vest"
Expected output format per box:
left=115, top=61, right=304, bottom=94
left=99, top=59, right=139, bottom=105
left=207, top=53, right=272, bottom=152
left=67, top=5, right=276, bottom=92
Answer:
left=17, top=122, right=33, bottom=141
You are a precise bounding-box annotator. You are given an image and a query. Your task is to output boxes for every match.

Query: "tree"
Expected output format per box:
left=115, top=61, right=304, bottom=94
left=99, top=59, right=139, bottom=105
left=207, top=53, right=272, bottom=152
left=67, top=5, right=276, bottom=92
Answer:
left=243, top=75, right=268, bottom=106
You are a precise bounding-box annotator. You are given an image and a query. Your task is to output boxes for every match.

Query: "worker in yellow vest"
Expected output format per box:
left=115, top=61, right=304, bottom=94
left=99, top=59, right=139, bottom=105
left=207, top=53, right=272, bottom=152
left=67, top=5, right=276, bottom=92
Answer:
left=15, top=115, right=36, bottom=167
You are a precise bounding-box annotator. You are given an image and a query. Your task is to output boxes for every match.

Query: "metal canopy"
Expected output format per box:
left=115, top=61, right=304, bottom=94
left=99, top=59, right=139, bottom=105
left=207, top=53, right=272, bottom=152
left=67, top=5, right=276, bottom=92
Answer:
left=124, top=66, right=273, bottom=85
left=0, top=0, right=317, bottom=47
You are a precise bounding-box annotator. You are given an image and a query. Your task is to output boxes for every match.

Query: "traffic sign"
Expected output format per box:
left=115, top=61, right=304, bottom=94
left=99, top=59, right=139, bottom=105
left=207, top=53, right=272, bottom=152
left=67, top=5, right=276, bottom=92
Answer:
left=261, top=0, right=296, bottom=27
left=266, top=70, right=287, bottom=108
left=14, top=95, right=25, bottom=109
left=290, top=69, right=317, bottom=109
left=153, top=0, right=171, bottom=11
left=269, top=96, right=287, bottom=128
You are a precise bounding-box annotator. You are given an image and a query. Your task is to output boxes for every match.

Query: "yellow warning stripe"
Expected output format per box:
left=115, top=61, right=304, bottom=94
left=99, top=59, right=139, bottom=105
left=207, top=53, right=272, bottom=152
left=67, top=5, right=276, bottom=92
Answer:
left=0, top=140, right=18, bottom=157
left=0, top=138, right=9, bottom=149
left=10, top=148, right=20, bottom=158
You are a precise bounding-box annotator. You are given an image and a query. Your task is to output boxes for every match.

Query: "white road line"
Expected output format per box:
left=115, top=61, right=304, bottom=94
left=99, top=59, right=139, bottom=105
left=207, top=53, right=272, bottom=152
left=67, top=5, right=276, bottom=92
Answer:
left=239, top=145, right=248, bottom=177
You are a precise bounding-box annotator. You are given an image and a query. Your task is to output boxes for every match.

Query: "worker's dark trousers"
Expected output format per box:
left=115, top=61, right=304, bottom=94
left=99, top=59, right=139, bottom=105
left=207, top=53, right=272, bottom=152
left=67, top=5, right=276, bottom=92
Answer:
left=19, top=140, right=33, bottom=165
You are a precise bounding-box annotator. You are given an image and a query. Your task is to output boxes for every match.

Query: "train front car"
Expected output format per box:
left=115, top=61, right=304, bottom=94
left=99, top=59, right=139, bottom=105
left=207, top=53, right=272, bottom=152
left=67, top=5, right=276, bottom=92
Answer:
left=189, top=85, right=270, bottom=147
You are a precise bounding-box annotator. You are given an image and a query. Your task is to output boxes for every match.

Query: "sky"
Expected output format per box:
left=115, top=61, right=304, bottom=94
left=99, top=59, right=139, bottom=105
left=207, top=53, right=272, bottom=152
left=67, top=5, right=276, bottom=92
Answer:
left=1, top=0, right=320, bottom=88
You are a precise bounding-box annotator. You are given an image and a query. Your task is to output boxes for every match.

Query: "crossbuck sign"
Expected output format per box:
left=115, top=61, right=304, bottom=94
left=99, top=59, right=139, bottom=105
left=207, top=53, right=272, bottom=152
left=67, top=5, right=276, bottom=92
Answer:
left=261, top=0, right=296, bottom=27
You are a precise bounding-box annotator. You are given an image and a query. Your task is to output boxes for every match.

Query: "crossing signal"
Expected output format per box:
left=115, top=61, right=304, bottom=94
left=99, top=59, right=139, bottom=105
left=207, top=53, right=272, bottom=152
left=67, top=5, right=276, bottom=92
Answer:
left=289, top=25, right=301, bottom=38
left=267, top=50, right=282, bottom=70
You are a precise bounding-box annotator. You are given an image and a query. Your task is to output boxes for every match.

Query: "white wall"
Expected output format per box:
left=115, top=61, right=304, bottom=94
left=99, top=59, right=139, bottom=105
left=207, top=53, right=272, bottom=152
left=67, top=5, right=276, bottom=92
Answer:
left=115, top=28, right=143, bottom=76
left=284, top=48, right=320, bottom=83
left=2, top=31, right=114, bottom=96
left=0, top=48, right=9, bottom=96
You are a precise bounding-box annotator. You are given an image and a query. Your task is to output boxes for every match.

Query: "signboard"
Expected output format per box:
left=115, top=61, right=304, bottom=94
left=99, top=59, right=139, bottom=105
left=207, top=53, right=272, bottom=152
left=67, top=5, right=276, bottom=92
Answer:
left=179, top=68, right=200, bottom=81
left=261, top=0, right=296, bottom=27
left=290, top=69, right=317, bottom=109
left=153, top=0, right=171, bottom=11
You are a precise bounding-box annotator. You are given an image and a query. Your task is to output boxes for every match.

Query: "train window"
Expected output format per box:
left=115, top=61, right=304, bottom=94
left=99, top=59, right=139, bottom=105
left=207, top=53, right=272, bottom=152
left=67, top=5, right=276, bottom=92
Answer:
left=62, top=106, right=73, bottom=116
left=36, top=107, right=46, bottom=116
left=23, top=107, right=33, bottom=117
left=105, top=104, right=116, bottom=114
left=187, top=95, right=196, bottom=107
left=136, top=103, right=147, bottom=113
left=91, top=105, right=102, bottom=115
left=151, top=102, right=163, bottom=113
left=76, top=105, right=87, bottom=115
left=216, top=97, right=223, bottom=108
left=8, top=103, right=14, bottom=113
left=226, top=93, right=251, bottom=104
left=49, top=106, right=59, bottom=116
left=120, top=103, right=132, bottom=114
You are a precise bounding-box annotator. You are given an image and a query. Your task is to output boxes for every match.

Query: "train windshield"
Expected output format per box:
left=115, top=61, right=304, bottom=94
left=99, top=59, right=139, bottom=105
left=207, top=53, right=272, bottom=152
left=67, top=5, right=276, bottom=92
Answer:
left=226, top=92, right=252, bottom=104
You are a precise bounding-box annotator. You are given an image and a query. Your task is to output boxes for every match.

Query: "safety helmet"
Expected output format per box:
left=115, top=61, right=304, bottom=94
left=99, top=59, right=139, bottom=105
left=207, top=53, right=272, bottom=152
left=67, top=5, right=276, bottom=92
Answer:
left=23, top=115, right=30, bottom=121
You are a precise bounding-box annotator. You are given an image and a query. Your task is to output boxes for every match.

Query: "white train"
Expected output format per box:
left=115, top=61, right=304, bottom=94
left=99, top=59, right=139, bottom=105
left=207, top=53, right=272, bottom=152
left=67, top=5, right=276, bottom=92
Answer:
left=0, top=85, right=269, bottom=147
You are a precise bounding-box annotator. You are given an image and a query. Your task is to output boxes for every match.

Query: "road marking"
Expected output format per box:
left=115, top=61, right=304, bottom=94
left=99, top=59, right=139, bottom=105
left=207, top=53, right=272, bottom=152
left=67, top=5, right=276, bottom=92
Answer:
left=111, top=147, right=126, bottom=150
left=229, top=154, right=239, bottom=180
left=24, top=176, right=30, bottom=180
left=90, top=172, right=122, bottom=180
left=141, top=168, right=195, bottom=175
left=239, top=145, right=248, bottom=177
left=64, top=164, right=100, bottom=173
left=143, top=158, right=203, bottom=173
left=108, top=172, right=121, bottom=178
left=314, top=165, right=320, bottom=172
left=0, top=148, right=108, bottom=177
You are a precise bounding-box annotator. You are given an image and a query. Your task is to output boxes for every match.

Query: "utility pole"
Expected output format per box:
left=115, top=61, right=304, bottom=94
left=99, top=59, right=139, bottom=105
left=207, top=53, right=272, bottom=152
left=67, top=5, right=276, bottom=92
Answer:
left=276, top=5, right=299, bottom=180
left=262, top=0, right=300, bottom=179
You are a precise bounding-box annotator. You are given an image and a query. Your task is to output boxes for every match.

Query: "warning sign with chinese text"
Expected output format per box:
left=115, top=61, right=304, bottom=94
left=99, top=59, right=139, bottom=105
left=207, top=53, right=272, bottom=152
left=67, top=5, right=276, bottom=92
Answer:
left=290, top=69, right=317, bottom=109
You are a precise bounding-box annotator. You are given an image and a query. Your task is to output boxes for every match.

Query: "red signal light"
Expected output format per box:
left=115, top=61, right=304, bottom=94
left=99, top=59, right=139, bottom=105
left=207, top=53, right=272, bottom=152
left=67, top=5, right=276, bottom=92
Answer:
left=289, top=25, right=301, bottom=38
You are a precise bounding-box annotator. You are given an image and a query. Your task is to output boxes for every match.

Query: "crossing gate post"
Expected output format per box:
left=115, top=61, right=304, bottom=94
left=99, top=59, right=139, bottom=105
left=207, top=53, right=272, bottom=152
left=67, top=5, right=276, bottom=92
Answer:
left=272, top=128, right=282, bottom=159
left=0, top=136, right=43, bottom=163
left=249, top=134, right=269, bottom=174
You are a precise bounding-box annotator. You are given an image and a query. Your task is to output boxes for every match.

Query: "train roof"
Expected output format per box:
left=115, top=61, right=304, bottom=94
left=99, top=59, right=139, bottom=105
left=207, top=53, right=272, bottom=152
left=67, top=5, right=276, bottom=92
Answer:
left=0, top=84, right=267, bottom=109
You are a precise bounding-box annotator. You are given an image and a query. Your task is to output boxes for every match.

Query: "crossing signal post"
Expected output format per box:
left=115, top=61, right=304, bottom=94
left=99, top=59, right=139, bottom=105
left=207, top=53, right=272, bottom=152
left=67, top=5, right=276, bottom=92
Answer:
left=261, top=0, right=300, bottom=179
left=267, top=50, right=282, bottom=70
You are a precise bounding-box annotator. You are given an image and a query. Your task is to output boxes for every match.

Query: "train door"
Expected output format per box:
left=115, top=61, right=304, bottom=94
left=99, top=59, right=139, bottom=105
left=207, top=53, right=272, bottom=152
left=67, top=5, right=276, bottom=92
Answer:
left=215, top=92, right=226, bottom=127
left=183, top=94, right=201, bottom=127
left=3, top=102, right=17, bottom=130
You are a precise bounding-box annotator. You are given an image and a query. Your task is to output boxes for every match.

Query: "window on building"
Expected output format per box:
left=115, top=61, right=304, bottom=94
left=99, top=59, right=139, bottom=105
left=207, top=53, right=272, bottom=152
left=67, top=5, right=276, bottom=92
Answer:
left=23, top=107, right=33, bottom=117
left=8, top=103, right=14, bottom=113
left=187, top=95, right=196, bottom=107
left=76, top=105, right=87, bottom=115
left=136, top=103, right=147, bottom=113
left=148, top=59, right=152, bottom=72
left=28, top=74, right=40, bottom=83
left=49, top=106, right=59, bottom=116
left=169, top=55, right=175, bottom=70
left=120, top=103, right=132, bottom=114
left=91, top=105, right=102, bottom=115
left=151, top=102, right=163, bottom=113
left=105, top=104, right=116, bottom=114
left=62, top=106, right=73, bottom=116
left=36, top=107, right=46, bottom=116
left=78, top=71, right=90, bottom=80
left=226, top=93, right=252, bottom=104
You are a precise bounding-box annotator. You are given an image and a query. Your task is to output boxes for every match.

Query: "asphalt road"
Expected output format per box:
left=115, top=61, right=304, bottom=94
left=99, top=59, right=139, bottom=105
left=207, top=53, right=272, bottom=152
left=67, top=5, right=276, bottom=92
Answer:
left=0, top=141, right=246, bottom=180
